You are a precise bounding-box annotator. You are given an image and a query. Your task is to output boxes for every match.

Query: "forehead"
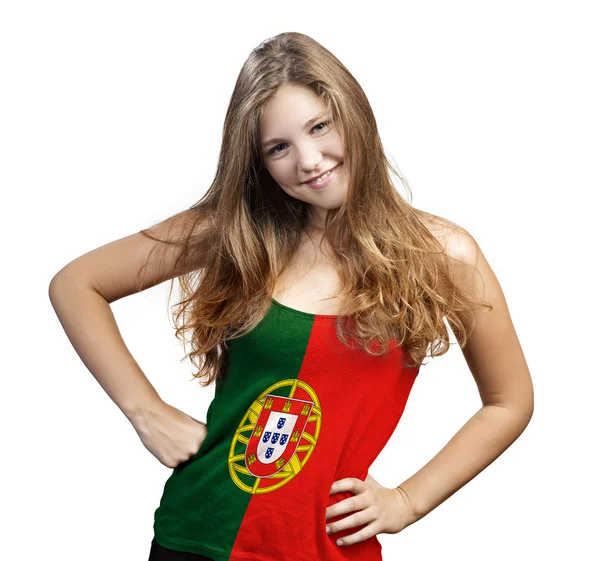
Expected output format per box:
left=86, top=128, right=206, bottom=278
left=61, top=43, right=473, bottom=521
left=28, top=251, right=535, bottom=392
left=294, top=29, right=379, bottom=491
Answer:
left=259, top=85, right=326, bottom=135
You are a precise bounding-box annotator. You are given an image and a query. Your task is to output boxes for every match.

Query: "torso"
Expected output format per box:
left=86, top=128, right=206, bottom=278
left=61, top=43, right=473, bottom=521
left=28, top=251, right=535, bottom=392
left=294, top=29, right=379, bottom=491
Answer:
left=271, top=230, right=344, bottom=316
left=270, top=213, right=452, bottom=316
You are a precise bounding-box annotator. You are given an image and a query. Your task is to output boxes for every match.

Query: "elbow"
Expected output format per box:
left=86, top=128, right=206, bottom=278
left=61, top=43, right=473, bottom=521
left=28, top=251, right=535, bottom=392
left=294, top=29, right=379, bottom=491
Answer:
left=521, top=382, right=535, bottom=424
left=518, top=403, right=534, bottom=430
left=486, top=393, right=534, bottom=430
left=48, top=267, right=79, bottom=303
left=510, top=396, right=534, bottom=429
left=48, top=273, right=63, bottom=303
left=508, top=395, right=535, bottom=426
left=49, top=268, right=69, bottom=299
left=495, top=379, right=535, bottom=426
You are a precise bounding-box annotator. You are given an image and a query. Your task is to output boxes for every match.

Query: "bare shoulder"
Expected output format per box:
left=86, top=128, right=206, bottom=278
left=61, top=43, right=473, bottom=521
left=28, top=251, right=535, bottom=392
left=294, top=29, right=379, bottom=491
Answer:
left=412, top=207, right=488, bottom=307
left=413, top=207, right=478, bottom=266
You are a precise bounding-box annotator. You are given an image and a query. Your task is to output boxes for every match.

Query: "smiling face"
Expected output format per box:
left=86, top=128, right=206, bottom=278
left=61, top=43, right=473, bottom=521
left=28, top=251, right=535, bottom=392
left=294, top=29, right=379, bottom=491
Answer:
left=259, top=84, right=349, bottom=230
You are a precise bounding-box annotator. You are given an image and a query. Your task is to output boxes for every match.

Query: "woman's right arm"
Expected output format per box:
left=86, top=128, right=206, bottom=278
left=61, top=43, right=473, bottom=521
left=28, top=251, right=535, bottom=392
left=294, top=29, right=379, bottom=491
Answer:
left=48, top=216, right=208, bottom=467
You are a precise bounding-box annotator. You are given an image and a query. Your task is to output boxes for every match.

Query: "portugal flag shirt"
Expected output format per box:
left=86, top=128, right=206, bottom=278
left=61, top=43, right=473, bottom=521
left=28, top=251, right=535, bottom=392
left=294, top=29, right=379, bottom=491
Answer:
left=152, top=297, right=421, bottom=560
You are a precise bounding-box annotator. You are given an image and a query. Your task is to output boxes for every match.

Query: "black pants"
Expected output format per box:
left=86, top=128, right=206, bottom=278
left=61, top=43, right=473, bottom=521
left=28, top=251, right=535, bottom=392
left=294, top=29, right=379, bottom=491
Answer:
left=148, top=537, right=215, bottom=561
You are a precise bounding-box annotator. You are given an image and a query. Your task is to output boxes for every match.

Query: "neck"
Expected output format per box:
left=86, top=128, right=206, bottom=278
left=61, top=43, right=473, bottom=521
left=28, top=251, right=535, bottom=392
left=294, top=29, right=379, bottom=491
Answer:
left=307, top=207, right=327, bottom=231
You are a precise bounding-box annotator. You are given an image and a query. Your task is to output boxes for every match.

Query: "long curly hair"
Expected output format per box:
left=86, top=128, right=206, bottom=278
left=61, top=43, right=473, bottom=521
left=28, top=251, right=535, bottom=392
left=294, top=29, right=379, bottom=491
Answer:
left=136, top=31, right=492, bottom=387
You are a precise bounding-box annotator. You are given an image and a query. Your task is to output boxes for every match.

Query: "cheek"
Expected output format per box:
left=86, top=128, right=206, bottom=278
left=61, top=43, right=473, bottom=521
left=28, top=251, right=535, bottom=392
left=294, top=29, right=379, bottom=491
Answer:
left=270, top=162, right=296, bottom=185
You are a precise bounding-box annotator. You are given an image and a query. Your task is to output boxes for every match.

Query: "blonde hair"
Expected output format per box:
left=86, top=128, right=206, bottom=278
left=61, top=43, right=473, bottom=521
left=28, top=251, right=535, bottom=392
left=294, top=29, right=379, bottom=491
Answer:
left=137, top=32, right=492, bottom=386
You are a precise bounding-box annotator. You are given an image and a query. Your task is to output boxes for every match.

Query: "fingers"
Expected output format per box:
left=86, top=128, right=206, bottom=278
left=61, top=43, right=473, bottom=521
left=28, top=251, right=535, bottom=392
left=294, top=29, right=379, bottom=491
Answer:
left=331, top=520, right=379, bottom=547
left=325, top=477, right=405, bottom=546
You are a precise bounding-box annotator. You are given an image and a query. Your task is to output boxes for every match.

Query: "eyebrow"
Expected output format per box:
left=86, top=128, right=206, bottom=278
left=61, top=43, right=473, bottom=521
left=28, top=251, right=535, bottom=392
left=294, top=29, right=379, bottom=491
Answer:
left=261, top=112, right=328, bottom=150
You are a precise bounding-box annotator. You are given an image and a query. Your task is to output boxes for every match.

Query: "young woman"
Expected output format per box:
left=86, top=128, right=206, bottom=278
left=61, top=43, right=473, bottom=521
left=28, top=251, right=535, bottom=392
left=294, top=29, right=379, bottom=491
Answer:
left=49, top=32, right=534, bottom=561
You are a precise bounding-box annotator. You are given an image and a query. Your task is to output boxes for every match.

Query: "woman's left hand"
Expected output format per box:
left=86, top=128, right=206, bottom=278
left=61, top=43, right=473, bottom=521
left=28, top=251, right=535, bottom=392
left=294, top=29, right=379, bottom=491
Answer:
left=325, top=473, right=417, bottom=547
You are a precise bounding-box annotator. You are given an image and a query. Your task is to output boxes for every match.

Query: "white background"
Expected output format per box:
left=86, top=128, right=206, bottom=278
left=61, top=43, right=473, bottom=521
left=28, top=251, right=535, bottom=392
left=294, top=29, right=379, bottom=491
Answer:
left=2, top=1, right=598, bottom=559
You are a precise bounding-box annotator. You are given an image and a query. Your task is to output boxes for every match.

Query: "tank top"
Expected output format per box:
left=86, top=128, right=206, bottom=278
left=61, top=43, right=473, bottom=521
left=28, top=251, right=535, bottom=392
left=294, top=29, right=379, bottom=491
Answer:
left=152, top=297, right=421, bottom=561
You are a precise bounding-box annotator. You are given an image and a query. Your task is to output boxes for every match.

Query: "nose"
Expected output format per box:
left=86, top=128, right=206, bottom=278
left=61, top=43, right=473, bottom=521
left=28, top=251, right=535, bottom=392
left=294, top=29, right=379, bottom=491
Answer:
left=296, top=143, right=323, bottom=175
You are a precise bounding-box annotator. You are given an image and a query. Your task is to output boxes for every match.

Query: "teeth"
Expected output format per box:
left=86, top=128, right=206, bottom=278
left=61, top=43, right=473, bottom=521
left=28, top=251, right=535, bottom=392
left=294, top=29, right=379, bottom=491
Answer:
left=310, top=169, right=332, bottom=183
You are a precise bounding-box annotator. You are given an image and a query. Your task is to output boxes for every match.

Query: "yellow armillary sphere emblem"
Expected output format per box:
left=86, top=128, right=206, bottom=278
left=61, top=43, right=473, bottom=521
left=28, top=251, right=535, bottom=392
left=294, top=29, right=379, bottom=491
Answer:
left=228, top=378, right=322, bottom=494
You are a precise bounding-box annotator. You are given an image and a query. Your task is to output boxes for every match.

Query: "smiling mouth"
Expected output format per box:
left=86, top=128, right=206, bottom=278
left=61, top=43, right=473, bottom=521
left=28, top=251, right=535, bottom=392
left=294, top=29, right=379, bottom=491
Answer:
left=302, top=163, right=341, bottom=184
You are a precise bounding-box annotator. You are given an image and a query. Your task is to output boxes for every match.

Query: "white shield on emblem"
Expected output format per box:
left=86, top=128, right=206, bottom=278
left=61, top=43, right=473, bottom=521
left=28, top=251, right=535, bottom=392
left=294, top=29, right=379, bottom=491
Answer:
left=256, top=410, right=298, bottom=463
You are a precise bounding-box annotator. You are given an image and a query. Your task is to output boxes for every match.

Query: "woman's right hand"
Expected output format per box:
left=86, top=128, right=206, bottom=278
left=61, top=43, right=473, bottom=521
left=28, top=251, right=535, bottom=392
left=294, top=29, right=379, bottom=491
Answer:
left=129, top=399, right=208, bottom=468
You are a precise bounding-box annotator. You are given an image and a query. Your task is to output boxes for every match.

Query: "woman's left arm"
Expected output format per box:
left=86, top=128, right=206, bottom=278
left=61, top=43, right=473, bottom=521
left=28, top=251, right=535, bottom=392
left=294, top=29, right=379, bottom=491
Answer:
left=397, top=226, right=535, bottom=522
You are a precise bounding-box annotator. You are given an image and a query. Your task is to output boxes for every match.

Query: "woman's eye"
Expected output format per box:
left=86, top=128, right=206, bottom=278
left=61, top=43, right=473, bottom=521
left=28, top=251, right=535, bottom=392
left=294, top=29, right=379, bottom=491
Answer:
left=269, top=143, right=286, bottom=156
left=313, top=120, right=330, bottom=132
left=267, top=121, right=331, bottom=157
